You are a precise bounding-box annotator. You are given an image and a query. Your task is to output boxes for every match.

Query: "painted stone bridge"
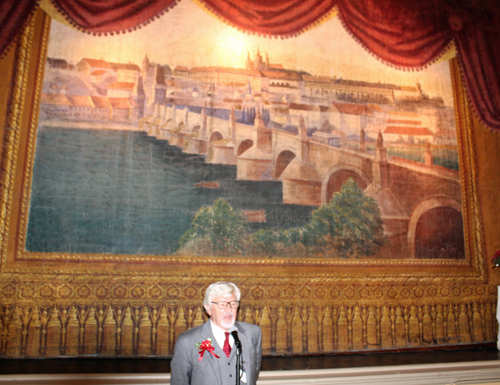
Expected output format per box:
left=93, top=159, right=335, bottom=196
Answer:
left=140, top=104, right=462, bottom=259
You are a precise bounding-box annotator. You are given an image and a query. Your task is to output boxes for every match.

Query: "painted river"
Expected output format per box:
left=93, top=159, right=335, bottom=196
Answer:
left=26, top=127, right=315, bottom=255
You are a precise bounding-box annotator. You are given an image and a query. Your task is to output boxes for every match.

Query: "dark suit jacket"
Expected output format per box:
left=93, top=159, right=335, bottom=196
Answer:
left=170, top=320, right=262, bottom=385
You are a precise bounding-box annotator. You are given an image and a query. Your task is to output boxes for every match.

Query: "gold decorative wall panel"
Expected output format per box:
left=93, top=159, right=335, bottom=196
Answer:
left=0, top=280, right=497, bottom=357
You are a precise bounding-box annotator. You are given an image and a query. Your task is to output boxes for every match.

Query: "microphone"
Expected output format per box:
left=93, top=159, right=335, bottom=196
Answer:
left=228, top=325, right=242, bottom=353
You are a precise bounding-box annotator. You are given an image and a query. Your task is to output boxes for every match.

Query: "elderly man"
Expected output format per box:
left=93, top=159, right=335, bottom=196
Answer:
left=170, top=281, right=262, bottom=385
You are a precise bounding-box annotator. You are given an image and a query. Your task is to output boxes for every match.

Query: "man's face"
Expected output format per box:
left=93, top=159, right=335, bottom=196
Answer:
left=205, top=293, right=238, bottom=331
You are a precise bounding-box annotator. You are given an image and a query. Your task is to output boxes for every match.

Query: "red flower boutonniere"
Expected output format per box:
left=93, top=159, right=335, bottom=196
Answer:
left=195, top=338, right=220, bottom=361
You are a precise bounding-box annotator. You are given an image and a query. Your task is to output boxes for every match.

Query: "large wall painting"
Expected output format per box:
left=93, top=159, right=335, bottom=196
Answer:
left=30, top=0, right=462, bottom=262
left=0, top=4, right=494, bottom=359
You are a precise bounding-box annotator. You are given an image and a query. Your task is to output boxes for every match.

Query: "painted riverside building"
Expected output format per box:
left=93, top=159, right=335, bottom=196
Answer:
left=40, top=94, right=140, bottom=122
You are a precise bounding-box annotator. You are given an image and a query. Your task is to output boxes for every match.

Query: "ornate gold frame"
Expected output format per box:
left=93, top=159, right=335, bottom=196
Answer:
left=0, top=9, right=495, bottom=358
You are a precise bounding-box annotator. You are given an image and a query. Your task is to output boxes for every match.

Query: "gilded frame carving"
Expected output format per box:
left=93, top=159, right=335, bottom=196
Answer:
left=0, top=9, right=495, bottom=358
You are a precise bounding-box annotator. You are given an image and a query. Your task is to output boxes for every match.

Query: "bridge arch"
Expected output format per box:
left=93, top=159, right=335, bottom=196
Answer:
left=158, top=118, right=172, bottom=131
left=408, top=197, right=464, bottom=260
left=275, top=150, right=297, bottom=179
left=321, top=165, right=370, bottom=205
left=209, top=131, right=224, bottom=143
left=273, top=145, right=298, bottom=163
left=162, top=118, right=175, bottom=130
left=188, top=122, right=201, bottom=133
left=236, top=138, right=254, bottom=156
left=273, top=146, right=297, bottom=178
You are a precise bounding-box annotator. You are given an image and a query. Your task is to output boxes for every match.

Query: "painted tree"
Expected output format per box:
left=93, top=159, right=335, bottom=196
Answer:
left=251, top=227, right=303, bottom=256
left=251, top=229, right=279, bottom=254
left=303, top=178, right=386, bottom=257
left=179, top=198, right=247, bottom=254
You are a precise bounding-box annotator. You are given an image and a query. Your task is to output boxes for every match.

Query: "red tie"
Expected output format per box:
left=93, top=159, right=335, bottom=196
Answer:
left=223, top=332, right=231, bottom=358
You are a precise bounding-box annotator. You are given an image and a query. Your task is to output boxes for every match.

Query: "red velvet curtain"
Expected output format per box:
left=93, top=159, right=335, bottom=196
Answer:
left=336, top=0, right=455, bottom=69
left=455, top=12, right=500, bottom=130
left=0, top=0, right=499, bottom=130
left=198, top=0, right=337, bottom=37
left=50, top=0, right=178, bottom=33
left=0, top=0, right=39, bottom=59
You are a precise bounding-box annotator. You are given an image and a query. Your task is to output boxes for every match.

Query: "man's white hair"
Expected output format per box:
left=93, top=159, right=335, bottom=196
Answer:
left=203, top=281, right=241, bottom=307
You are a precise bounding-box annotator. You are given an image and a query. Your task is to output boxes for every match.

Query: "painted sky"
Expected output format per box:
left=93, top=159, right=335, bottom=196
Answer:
left=46, top=0, right=455, bottom=106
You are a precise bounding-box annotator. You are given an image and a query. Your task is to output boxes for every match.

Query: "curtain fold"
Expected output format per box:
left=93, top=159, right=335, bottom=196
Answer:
left=0, top=0, right=39, bottom=59
left=336, top=0, right=455, bottom=69
left=455, top=12, right=500, bottom=131
left=50, top=0, right=179, bottom=33
left=197, top=0, right=338, bottom=36
left=0, top=0, right=499, bottom=130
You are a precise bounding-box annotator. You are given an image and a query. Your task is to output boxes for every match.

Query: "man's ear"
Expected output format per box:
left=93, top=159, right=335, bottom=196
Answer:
left=204, top=305, right=211, bottom=316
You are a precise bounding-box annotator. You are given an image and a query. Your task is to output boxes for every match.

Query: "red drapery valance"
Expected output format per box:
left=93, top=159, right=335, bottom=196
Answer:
left=50, top=0, right=179, bottom=33
left=1, top=0, right=499, bottom=130
left=455, top=11, right=500, bottom=130
left=197, top=0, right=337, bottom=37
left=336, top=0, right=455, bottom=69
left=0, top=0, right=39, bottom=57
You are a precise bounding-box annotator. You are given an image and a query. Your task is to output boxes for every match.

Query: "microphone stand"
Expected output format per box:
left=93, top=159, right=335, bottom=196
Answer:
left=232, top=331, right=242, bottom=385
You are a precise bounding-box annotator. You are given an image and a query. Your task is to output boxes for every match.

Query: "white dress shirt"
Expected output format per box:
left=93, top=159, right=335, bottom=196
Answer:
left=210, top=320, right=234, bottom=350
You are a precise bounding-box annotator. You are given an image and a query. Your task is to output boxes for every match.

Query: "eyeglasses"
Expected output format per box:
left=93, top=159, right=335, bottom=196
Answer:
left=211, top=301, right=239, bottom=309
